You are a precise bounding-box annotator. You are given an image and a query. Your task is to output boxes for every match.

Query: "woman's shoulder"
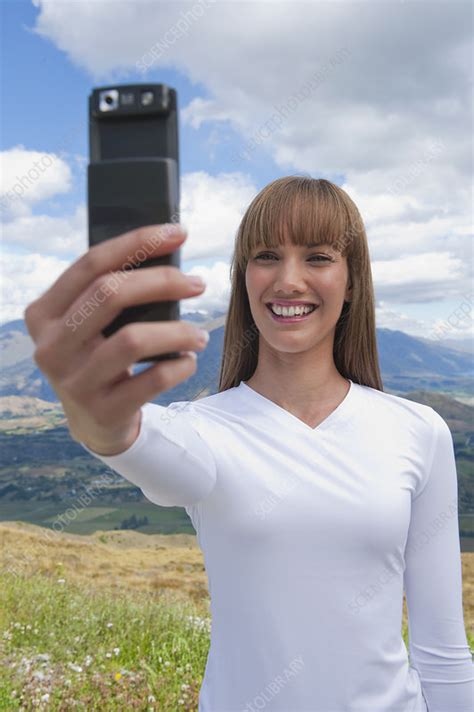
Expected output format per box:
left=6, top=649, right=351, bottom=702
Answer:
left=158, top=384, right=247, bottom=428
left=352, top=381, right=439, bottom=434
left=186, top=383, right=245, bottom=417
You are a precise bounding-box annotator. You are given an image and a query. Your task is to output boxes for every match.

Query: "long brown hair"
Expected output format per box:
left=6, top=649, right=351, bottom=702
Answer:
left=217, top=175, right=384, bottom=392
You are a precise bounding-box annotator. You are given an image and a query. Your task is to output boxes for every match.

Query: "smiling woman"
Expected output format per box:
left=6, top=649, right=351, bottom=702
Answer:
left=76, top=175, right=473, bottom=711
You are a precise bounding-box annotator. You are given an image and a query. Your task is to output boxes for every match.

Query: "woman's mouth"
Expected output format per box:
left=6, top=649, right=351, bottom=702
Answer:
left=266, top=303, right=319, bottom=324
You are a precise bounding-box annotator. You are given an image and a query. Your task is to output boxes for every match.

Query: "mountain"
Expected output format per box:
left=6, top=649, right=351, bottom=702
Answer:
left=376, top=328, right=473, bottom=394
left=0, top=313, right=226, bottom=404
left=1, top=317, right=472, bottom=403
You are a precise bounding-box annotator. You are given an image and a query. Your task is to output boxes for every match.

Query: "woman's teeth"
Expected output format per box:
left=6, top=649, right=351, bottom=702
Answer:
left=269, top=304, right=316, bottom=317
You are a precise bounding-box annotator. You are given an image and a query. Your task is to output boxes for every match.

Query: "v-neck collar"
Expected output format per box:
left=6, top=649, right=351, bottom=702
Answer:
left=238, top=378, right=357, bottom=434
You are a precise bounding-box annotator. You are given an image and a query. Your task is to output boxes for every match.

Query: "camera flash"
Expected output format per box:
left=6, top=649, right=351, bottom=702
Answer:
left=141, top=91, right=154, bottom=106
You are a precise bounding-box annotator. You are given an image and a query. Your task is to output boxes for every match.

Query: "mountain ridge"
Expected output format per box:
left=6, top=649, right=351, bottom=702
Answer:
left=1, top=316, right=472, bottom=404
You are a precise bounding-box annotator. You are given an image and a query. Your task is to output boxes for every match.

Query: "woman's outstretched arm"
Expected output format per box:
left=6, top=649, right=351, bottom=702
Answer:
left=81, top=400, right=217, bottom=508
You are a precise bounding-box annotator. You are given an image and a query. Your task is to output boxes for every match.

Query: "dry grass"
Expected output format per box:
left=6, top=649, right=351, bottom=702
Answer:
left=0, top=522, right=210, bottom=618
left=1, top=521, right=473, bottom=636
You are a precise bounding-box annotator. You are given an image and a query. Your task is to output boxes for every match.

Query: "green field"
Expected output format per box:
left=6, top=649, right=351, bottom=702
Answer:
left=0, top=501, right=195, bottom=536
left=0, top=572, right=208, bottom=711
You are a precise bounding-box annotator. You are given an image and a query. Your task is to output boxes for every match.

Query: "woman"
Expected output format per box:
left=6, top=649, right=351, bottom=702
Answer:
left=25, top=176, right=473, bottom=711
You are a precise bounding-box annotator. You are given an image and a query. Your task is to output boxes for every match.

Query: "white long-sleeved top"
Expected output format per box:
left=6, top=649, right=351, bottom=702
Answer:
left=81, top=379, right=474, bottom=712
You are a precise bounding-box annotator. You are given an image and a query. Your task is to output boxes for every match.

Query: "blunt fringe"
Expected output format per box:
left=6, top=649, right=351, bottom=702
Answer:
left=217, top=175, right=384, bottom=393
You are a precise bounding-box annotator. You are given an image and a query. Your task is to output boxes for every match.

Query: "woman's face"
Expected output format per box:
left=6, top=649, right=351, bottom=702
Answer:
left=245, top=238, right=352, bottom=355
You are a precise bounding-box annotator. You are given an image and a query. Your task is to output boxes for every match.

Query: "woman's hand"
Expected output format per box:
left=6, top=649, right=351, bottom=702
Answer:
left=23, top=224, right=209, bottom=455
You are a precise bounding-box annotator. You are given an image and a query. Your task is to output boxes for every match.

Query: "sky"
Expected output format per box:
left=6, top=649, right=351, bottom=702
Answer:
left=1, top=0, right=473, bottom=344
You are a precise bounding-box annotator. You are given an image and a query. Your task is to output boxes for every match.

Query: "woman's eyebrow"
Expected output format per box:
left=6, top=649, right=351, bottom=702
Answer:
left=253, top=242, right=333, bottom=251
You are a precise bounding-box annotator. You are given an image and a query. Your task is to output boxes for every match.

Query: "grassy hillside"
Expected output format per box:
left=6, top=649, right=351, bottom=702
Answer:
left=1, top=574, right=207, bottom=711
left=0, top=523, right=208, bottom=609
left=0, top=523, right=473, bottom=711
left=0, top=523, right=210, bottom=711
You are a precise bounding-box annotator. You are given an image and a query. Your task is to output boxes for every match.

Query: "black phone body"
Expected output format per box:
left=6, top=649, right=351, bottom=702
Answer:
left=88, top=83, right=180, bottom=363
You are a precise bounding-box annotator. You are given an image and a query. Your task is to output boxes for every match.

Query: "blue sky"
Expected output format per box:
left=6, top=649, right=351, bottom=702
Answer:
left=1, top=0, right=473, bottom=344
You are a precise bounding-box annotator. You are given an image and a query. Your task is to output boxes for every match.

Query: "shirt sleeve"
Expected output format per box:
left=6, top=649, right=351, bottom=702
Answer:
left=79, top=400, right=217, bottom=508
left=404, top=407, right=474, bottom=712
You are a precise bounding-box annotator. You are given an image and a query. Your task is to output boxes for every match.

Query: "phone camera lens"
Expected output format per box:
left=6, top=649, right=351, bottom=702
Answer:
left=99, top=89, right=119, bottom=112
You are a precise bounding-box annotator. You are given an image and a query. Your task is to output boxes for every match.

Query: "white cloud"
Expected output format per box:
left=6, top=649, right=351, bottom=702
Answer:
left=180, top=171, right=256, bottom=259
left=182, top=97, right=231, bottom=130
left=372, top=252, right=466, bottom=304
left=182, top=260, right=233, bottom=316
left=28, top=1, right=472, bottom=209
left=1, top=251, right=72, bottom=325
left=375, top=301, right=432, bottom=338
left=2, top=204, right=88, bottom=256
left=0, top=145, right=73, bottom=220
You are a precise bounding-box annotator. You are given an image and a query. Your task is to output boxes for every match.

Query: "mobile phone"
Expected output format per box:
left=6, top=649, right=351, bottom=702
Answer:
left=88, top=83, right=180, bottom=364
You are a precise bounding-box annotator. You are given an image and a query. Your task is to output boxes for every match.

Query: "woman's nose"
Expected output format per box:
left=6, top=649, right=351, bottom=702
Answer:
left=273, top=260, right=308, bottom=289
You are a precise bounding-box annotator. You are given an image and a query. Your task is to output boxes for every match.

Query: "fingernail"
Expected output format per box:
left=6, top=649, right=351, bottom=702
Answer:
left=188, top=275, right=205, bottom=288
left=154, top=224, right=184, bottom=241
left=167, top=223, right=186, bottom=236
left=196, top=328, right=209, bottom=344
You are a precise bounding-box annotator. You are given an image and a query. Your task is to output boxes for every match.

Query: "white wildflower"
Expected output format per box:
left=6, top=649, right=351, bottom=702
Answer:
left=67, top=663, right=83, bottom=673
